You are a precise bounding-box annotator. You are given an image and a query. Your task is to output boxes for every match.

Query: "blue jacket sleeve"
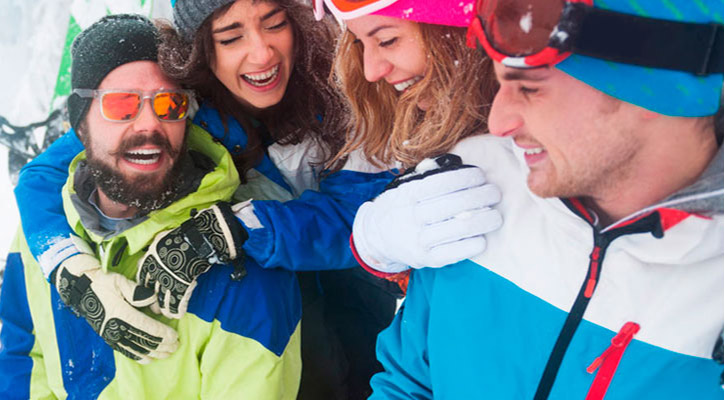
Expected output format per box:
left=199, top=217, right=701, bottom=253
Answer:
left=243, top=168, right=394, bottom=271
left=14, top=130, right=83, bottom=278
left=369, top=270, right=434, bottom=399
left=194, top=103, right=396, bottom=271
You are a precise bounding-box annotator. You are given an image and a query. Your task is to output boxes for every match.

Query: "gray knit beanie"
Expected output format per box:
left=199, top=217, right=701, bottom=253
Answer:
left=172, top=0, right=237, bottom=42
left=68, top=14, right=159, bottom=131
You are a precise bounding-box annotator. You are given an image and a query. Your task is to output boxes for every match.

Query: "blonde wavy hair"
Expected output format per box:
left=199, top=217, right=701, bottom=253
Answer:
left=331, top=23, right=497, bottom=168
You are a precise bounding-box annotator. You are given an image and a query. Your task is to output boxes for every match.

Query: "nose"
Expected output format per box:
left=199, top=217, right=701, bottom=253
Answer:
left=363, top=47, right=393, bottom=83
left=488, top=85, right=523, bottom=138
left=247, top=31, right=275, bottom=66
left=132, top=97, right=163, bottom=133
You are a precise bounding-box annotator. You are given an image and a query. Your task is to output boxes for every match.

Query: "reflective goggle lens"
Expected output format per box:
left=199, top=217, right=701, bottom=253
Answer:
left=153, top=91, right=189, bottom=121
left=101, top=91, right=189, bottom=122
left=475, top=0, right=564, bottom=56
left=102, top=92, right=141, bottom=121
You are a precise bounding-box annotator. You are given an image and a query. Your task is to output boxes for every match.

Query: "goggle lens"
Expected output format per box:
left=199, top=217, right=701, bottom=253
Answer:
left=477, top=0, right=563, bottom=57
left=100, top=91, right=190, bottom=122
left=153, top=91, right=189, bottom=121
left=102, top=92, right=141, bottom=121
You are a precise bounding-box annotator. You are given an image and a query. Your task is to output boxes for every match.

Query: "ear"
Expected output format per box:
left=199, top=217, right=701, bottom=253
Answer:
left=74, top=121, right=89, bottom=147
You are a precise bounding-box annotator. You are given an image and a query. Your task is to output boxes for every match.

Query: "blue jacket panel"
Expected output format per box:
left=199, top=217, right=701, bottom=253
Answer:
left=189, top=259, right=302, bottom=357
left=0, top=253, right=34, bottom=400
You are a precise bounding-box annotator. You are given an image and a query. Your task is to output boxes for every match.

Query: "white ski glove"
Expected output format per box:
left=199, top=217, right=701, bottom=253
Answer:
left=352, top=154, right=503, bottom=273
left=53, top=249, right=179, bottom=364
left=137, top=202, right=248, bottom=319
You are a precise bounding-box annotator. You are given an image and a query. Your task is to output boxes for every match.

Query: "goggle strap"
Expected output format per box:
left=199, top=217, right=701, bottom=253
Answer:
left=565, top=4, right=723, bottom=76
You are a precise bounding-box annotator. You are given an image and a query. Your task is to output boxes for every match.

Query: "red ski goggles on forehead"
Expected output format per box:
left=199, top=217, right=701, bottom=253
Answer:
left=466, top=0, right=724, bottom=75
left=73, top=89, right=191, bottom=122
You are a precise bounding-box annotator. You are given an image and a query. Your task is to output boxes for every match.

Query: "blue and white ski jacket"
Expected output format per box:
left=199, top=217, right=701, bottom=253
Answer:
left=14, top=102, right=395, bottom=279
left=370, top=135, right=724, bottom=399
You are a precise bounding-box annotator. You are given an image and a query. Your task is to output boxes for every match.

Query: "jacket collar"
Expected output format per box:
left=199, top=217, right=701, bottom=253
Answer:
left=62, top=124, right=240, bottom=256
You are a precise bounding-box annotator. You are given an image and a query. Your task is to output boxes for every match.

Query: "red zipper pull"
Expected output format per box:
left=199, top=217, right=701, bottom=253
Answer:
left=586, top=346, right=614, bottom=374
left=587, top=322, right=640, bottom=373
left=584, top=247, right=602, bottom=298
left=585, top=322, right=640, bottom=400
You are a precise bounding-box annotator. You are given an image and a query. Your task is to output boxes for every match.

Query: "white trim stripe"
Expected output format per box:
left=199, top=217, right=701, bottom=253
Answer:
left=38, top=237, right=82, bottom=279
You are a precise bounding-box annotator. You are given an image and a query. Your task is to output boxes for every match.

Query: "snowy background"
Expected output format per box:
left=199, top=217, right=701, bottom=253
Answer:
left=0, top=0, right=173, bottom=262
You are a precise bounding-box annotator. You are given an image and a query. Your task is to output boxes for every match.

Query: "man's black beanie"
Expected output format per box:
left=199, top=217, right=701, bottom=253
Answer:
left=68, top=14, right=159, bottom=131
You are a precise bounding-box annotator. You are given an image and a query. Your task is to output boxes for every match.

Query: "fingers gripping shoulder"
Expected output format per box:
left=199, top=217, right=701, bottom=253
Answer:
left=353, top=154, right=504, bottom=272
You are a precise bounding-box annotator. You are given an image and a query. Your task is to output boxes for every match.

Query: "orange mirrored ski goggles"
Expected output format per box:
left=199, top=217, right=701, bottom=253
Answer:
left=73, top=89, right=191, bottom=122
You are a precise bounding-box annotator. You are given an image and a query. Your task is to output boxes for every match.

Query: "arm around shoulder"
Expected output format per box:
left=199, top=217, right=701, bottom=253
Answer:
left=14, top=130, right=84, bottom=277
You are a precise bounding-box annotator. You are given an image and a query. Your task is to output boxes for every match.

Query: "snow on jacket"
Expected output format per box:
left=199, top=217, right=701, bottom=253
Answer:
left=0, top=126, right=302, bottom=399
left=370, top=134, right=724, bottom=399
left=14, top=102, right=395, bottom=278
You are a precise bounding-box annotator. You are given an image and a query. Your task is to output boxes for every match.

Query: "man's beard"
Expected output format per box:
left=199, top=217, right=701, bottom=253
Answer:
left=85, top=132, right=187, bottom=214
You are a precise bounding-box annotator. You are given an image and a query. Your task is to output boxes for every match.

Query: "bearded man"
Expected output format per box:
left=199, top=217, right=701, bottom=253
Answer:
left=0, top=14, right=301, bottom=399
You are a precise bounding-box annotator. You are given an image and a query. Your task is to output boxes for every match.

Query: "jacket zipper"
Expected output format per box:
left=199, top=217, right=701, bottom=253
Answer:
left=533, top=202, right=662, bottom=400
left=585, top=322, right=640, bottom=400
left=533, top=235, right=610, bottom=400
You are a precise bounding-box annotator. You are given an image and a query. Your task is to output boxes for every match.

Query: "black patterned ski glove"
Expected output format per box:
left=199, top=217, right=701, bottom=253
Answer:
left=53, top=252, right=179, bottom=364
left=136, top=202, right=248, bottom=319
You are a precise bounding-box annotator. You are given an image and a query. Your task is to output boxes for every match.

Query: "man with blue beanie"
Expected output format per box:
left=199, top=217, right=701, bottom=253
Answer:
left=368, top=0, right=723, bottom=398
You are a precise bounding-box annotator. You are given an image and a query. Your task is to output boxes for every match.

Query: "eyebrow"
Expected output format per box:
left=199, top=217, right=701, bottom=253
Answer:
left=212, top=22, right=242, bottom=34
left=261, top=7, right=284, bottom=21
left=500, top=68, right=550, bottom=82
left=211, top=7, right=283, bottom=34
left=366, top=25, right=396, bottom=37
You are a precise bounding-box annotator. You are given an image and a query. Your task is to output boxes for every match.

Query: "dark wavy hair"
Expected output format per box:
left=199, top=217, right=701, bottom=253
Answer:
left=156, top=0, right=348, bottom=178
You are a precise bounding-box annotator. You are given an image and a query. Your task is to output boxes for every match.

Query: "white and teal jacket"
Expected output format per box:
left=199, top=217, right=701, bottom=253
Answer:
left=0, top=128, right=302, bottom=399
left=370, top=135, right=724, bottom=399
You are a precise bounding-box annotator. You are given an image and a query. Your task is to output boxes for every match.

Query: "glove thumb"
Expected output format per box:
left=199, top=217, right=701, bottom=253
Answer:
left=112, top=273, right=158, bottom=308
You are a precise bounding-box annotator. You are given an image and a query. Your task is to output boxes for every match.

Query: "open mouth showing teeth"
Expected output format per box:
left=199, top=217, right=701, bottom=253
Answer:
left=524, top=148, right=544, bottom=155
left=394, top=77, right=422, bottom=92
left=242, top=65, right=280, bottom=87
left=124, top=149, right=161, bottom=165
